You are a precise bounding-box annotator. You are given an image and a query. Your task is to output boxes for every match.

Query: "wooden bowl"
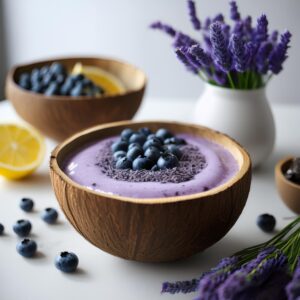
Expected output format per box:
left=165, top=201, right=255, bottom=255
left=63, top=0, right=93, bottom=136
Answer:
left=275, top=157, right=300, bottom=214
left=50, top=121, right=251, bottom=262
left=5, top=57, right=146, bottom=141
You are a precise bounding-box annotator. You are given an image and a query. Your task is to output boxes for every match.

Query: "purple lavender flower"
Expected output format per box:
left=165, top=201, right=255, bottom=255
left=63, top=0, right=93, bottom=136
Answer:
left=269, top=30, right=292, bottom=74
left=161, top=278, right=199, bottom=294
left=286, top=258, right=300, bottom=300
left=254, top=14, right=269, bottom=43
left=196, top=256, right=239, bottom=300
left=210, top=22, right=232, bottom=72
left=218, top=250, right=287, bottom=300
left=230, top=34, right=248, bottom=72
left=243, top=16, right=252, bottom=36
left=270, top=30, right=279, bottom=43
left=189, top=44, right=212, bottom=67
left=255, top=42, right=273, bottom=74
left=229, top=1, right=241, bottom=21
left=233, top=21, right=244, bottom=36
left=175, top=48, right=198, bottom=74
left=187, top=0, right=201, bottom=30
left=173, top=32, right=198, bottom=48
left=150, top=21, right=176, bottom=37
left=213, top=14, right=224, bottom=23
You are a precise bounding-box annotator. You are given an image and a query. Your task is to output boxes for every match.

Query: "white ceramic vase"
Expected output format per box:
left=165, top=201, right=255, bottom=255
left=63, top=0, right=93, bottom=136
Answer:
left=194, top=83, right=275, bottom=167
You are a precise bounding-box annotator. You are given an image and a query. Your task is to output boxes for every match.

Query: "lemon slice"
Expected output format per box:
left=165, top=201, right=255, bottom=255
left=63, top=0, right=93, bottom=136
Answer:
left=0, top=124, right=45, bottom=180
left=72, top=62, right=126, bottom=95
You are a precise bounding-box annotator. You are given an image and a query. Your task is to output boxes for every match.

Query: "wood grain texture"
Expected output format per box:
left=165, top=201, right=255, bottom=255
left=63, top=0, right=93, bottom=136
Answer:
left=275, top=157, right=300, bottom=214
left=5, top=57, right=146, bottom=141
left=50, top=121, right=252, bottom=262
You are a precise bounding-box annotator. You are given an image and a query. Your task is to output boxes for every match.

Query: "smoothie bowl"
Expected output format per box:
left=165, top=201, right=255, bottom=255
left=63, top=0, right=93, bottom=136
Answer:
left=50, top=121, right=251, bottom=262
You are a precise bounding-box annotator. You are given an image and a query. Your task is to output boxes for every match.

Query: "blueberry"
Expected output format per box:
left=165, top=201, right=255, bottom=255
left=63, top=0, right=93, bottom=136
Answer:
left=18, top=73, right=31, bottom=90
left=73, top=74, right=85, bottom=82
left=55, top=74, right=65, bottom=86
left=127, top=146, right=143, bottom=161
left=13, top=219, right=32, bottom=237
left=138, top=127, right=152, bottom=136
left=60, top=82, right=72, bottom=96
left=16, top=239, right=37, bottom=258
left=256, top=214, right=276, bottom=233
left=121, top=128, right=135, bottom=141
left=31, top=68, right=42, bottom=83
left=116, top=157, right=132, bottom=169
left=19, top=73, right=30, bottom=83
left=151, top=165, right=159, bottom=171
left=157, top=153, right=179, bottom=170
left=41, top=208, right=58, bottom=224
left=45, top=82, right=60, bottom=96
left=70, top=83, right=84, bottom=96
left=113, top=150, right=127, bottom=161
left=55, top=251, right=79, bottom=273
left=147, top=133, right=157, bottom=140
left=143, top=138, right=162, bottom=151
left=82, top=77, right=93, bottom=87
left=128, top=143, right=142, bottom=151
left=50, top=62, right=66, bottom=75
left=42, top=72, right=55, bottom=86
left=129, top=133, right=146, bottom=146
left=156, top=128, right=173, bottom=141
left=0, top=223, right=4, bottom=235
left=132, top=156, right=153, bottom=170
left=164, top=137, right=186, bottom=145
left=144, top=146, right=161, bottom=162
left=111, top=140, right=128, bottom=152
left=20, top=198, right=34, bottom=212
left=31, top=82, right=43, bottom=93
left=40, top=66, right=50, bottom=76
left=164, top=145, right=183, bottom=159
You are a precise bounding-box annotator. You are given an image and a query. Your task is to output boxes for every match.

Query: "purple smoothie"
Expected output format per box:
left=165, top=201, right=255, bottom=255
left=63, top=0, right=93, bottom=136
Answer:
left=63, top=134, right=238, bottom=198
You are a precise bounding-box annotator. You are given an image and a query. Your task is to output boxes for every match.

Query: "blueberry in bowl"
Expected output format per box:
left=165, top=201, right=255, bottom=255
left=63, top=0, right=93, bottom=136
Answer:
left=50, top=121, right=251, bottom=262
left=6, top=57, right=147, bottom=141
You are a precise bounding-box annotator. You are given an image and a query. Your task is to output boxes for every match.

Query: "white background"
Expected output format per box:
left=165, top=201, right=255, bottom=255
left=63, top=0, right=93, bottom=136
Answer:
left=1, top=0, right=299, bottom=102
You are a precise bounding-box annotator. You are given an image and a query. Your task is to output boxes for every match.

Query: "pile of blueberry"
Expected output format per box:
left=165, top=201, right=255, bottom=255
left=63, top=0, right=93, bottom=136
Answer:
left=111, top=127, right=186, bottom=171
left=285, top=157, right=300, bottom=185
left=17, top=62, right=105, bottom=97
left=0, top=197, right=78, bottom=273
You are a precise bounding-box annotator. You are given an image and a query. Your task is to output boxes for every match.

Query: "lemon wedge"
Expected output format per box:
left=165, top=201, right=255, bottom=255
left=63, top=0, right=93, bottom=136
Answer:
left=0, top=124, right=45, bottom=179
left=72, top=62, right=126, bottom=95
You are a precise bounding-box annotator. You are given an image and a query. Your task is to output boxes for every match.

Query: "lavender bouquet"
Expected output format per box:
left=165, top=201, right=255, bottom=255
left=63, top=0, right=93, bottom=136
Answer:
left=161, top=216, right=300, bottom=299
left=150, top=1, right=291, bottom=90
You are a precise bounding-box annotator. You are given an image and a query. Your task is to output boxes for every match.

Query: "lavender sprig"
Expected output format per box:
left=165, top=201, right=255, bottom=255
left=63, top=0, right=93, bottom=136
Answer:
left=187, top=0, right=201, bottom=30
left=175, top=48, right=198, bottom=74
left=269, top=30, right=292, bottom=74
left=255, top=42, right=273, bottom=74
left=189, top=44, right=212, bottom=67
left=255, top=14, right=269, bottom=43
left=210, top=22, right=231, bottom=73
left=230, top=33, right=248, bottom=72
left=229, top=1, right=241, bottom=21
left=150, top=21, right=176, bottom=37
left=286, top=258, right=300, bottom=300
left=161, top=278, right=199, bottom=294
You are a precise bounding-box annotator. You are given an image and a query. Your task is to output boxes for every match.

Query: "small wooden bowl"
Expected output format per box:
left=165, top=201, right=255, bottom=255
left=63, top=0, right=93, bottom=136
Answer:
left=50, top=121, right=251, bottom=262
left=275, top=157, right=300, bottom=214
left=5, top=57, right=146, bottom=141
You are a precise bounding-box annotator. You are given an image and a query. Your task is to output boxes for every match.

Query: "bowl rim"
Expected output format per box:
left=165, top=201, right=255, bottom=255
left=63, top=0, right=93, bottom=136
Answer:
left=50, top=120, right=251, bottom=204
left=275, top=156, right=300, bottom=190
left=7, top=56, right=147, bottom=101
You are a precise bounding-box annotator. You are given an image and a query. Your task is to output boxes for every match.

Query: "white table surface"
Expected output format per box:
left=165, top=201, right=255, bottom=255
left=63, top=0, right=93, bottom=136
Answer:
left=0, top=98, right=299, bottom=300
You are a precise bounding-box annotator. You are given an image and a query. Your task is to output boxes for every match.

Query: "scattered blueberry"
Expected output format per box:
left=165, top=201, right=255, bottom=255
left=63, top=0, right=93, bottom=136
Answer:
left=121, top=128, right=134, bottom=141
left=132, top=156, right=153, bottom=170
left=157, top=153, right=179, bottom=170
left=257, top=214, right=276, bottom=233
left=16, top=239, right=37, bottom=258
left=116, top=157, right=132, bottom=169
left=41, top=208, right=58, bottom=224
left=156, top=128, right=173, bottom=141
left=113, top=150, right=127, bottom=161
left=129, top=133, right=146, bottom=146
left=143, top=138, right=162, bottom=151
left=0, top=223, right=4, bottom=235
left=127, top=146, right=143, bottom=161
left=164, top=145, right=183, bottom=159
left=55, top=251, right=79, bottom=273
left=13, top=219, right=32, bottom=237
left=144, top=146, right=161, bottom=162
left=139, top=127, right=152, bottom=136
left=111, top=140, right=128, bottom=153
left=20, top=198, right=34, bottom=212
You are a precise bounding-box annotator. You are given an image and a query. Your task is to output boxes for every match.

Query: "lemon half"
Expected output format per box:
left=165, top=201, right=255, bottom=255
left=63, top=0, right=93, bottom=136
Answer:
left=0, top=124, right=45, bottom=179
left=72, top=62, right=126, bottom=95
